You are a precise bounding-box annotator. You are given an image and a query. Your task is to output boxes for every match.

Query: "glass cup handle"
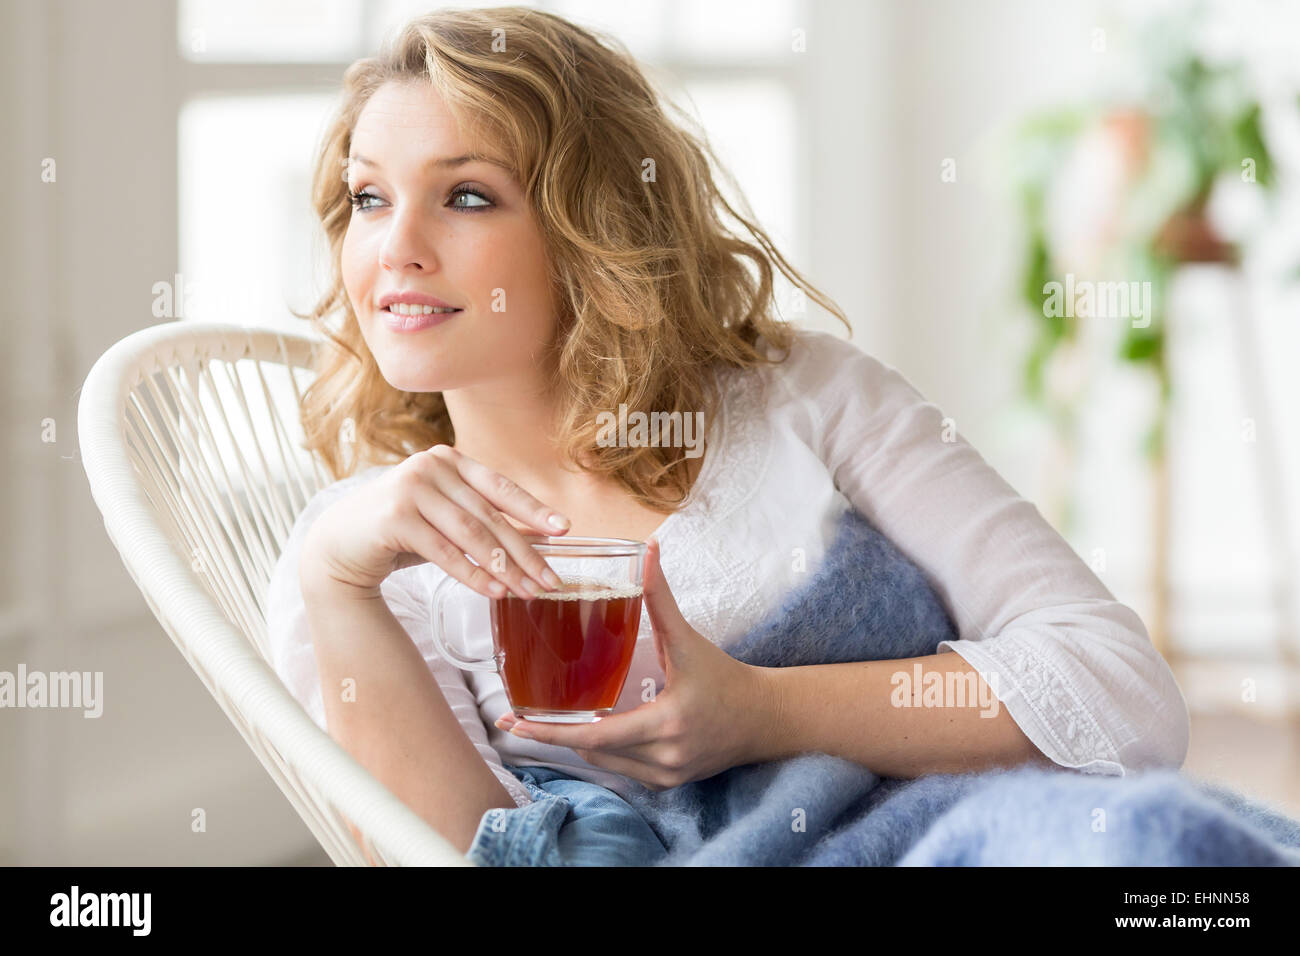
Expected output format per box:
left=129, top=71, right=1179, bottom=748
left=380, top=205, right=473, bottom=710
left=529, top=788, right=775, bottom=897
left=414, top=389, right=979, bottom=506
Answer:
left=429, top=573, right=498, bottom=672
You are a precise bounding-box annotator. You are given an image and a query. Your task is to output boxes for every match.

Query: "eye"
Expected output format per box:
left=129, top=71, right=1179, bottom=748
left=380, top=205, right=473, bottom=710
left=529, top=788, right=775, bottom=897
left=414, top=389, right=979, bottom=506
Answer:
left=346, top=184, right=495, bottom=213
left=449, top=185, right=495, bottom=211
left=347, top=188, right=382, bottom=211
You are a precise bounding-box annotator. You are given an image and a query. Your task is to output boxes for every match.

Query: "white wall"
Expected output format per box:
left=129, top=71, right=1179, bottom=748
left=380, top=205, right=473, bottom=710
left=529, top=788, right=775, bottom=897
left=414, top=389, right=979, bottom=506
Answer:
left=4, top=0, right=1295, bottom=864
left=1, top=0, right=327, bottom=866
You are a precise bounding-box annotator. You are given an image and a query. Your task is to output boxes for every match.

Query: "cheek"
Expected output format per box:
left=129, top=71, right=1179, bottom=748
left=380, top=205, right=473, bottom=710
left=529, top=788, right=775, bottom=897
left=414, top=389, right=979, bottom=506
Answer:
left=339, top=225, right=384, bottom=358
left=460, top=229, right=554, bottom=335
left=340, top=225, right=367, bottom=300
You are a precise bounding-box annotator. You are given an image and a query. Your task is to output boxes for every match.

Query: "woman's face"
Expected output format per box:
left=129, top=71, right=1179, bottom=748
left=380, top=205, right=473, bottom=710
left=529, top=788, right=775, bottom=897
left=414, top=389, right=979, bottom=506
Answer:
left=342, top=80, right=557, bottom=393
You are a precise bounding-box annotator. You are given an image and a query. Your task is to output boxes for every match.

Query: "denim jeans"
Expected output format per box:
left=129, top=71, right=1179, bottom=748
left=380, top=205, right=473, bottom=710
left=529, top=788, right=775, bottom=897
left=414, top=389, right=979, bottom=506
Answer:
left=465, top=764, right=669, bottom=866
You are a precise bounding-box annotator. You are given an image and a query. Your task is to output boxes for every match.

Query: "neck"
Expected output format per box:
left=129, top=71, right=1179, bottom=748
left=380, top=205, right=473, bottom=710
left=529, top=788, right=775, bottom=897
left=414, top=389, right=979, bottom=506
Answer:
left=440, top=372, right=582, bottom=492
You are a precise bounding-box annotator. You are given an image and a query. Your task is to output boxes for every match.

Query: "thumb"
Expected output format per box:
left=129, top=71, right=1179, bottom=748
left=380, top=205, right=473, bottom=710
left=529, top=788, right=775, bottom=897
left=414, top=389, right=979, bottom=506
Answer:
left=643, top=536, right=689, bottom=673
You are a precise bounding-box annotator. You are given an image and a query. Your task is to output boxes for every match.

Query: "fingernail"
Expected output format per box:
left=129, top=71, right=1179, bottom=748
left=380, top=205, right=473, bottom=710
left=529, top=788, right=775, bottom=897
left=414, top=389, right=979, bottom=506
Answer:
left=520, top=578, right=539, bottom=597
left=542, top=567, right=563, bottom=590
left=510, top=723, right=534, bottom=738
left=548, top=513, right=570, bottom=532
left=489, top=581, right=506, bottom=597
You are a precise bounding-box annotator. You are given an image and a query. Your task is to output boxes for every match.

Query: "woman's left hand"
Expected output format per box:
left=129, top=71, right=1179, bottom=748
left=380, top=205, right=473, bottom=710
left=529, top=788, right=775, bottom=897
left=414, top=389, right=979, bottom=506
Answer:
left=493, top=537, right=782, bottom=790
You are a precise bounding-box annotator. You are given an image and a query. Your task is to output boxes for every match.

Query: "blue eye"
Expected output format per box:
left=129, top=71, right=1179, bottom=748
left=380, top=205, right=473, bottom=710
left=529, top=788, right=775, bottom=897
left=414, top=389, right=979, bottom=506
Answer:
left=347, top=188, right=381, bottom=211
left=346, top=185, right=495, bottom=213
left=449, top=186, right=494, bottom=211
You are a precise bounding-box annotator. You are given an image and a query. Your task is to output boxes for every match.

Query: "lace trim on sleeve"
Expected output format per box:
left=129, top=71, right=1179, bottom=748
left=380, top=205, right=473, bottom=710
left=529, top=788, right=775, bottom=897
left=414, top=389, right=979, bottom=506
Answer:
left=939, top=630, right=1124, bottom=774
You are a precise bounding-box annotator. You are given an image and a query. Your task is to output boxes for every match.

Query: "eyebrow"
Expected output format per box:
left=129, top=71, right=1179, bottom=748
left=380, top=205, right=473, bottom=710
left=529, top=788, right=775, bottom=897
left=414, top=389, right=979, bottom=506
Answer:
left=348, top=151, right=512, bottom=174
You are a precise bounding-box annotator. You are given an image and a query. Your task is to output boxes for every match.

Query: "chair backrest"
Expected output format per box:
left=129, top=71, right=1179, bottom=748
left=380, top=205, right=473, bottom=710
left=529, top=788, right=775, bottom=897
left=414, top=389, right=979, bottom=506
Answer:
left=79, top=321, right=469, bottom=866
left=83, top=321, right=329, bottom=661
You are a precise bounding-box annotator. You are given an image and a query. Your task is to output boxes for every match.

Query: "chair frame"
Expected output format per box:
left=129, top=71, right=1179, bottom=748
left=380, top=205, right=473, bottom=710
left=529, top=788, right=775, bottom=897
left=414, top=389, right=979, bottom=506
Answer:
left=78, top=320, right=472, bottom=866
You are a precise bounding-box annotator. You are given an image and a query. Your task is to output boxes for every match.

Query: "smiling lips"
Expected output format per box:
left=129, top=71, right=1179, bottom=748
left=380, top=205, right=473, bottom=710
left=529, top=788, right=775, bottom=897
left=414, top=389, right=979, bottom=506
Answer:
left=378, top=289, right=461, bottom=309
left=380, top=305, right=460, bottom=332
left=377, top=291, right=463, bottom=332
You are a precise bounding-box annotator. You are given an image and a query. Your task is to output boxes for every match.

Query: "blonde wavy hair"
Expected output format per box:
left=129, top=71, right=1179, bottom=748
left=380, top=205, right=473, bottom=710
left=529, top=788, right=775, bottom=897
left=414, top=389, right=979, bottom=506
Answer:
left=297, top=4, right=850, bottom=512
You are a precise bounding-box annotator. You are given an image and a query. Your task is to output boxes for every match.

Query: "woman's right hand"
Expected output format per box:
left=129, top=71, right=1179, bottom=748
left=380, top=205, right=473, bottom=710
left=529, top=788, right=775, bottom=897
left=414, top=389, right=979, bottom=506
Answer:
left=299, top=444, right=569, bottom=601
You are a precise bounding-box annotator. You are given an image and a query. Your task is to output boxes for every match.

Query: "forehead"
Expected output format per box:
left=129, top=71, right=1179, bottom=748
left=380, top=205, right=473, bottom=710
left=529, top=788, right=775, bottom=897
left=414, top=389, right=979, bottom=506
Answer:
left=352, top=81, right=468, bottom=148
left=353, top=82, right=520, bottom=175
left=349, top=80, right=516, bottom=180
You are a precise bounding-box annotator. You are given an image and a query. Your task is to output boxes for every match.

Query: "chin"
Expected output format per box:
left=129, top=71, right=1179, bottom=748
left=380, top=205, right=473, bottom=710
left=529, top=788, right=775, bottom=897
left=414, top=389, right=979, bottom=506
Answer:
left=369, top=347, right=426, bottom=387
left=363, top=334, right=441, bottom=392
left=377, top=366, right=443, bottom=394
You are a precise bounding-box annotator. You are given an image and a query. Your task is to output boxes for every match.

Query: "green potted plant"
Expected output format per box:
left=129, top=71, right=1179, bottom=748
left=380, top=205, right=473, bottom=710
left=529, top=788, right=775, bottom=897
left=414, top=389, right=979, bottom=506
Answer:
left=1006, top=22, right=1291, bottom=655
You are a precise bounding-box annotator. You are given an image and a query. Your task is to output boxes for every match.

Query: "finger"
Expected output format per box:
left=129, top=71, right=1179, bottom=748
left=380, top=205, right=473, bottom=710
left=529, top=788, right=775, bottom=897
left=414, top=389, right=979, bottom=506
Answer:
left=434, top=445, right=571, bottom=537
left=410, top=482, right=538, bottom=599
left=409, top=454, right=548, bottom=598
left=425, top=475, right=563, bottom=596
left=508, top=702, right=666, bottom=753
left=423, top=447, right=567, bottom=594
left=643, top=537, right=686, bottom=629
left=395, top=504, right=507, bottom=600
left=643, top=537, right=684, bottom=671
left=569, top=747, right=678, bottom=791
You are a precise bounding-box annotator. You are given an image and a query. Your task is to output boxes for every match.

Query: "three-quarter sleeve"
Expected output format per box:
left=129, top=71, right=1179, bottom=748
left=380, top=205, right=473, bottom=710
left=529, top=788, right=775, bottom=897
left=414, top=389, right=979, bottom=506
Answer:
left=265, top=469, right=534, bottom=809
left=788, top=329, right=1190, bottom=776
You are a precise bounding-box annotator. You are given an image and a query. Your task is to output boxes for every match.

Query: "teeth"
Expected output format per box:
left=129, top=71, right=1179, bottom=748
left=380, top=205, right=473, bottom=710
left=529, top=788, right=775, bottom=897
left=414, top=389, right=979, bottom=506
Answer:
left=388, top=303, right=459, bottom=315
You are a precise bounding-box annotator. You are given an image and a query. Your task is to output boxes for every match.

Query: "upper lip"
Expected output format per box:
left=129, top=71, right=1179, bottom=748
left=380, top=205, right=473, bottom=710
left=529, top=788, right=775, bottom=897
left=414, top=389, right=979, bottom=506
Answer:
left=377, top=290, right=462, bottom=310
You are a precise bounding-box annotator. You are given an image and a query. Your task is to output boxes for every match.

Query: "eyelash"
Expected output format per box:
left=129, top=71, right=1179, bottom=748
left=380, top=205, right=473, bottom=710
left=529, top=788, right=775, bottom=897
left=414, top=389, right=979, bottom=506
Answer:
left=346, top=185, right=495, bottom=213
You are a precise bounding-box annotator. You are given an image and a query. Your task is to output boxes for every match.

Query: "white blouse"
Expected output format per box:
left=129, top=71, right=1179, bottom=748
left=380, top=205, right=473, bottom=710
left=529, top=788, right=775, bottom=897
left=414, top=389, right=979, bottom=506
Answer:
left=265, top=328, right=1190, bottom=810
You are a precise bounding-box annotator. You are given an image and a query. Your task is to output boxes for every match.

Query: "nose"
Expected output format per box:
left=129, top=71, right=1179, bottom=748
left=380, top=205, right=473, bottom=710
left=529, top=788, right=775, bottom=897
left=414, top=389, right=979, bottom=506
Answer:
left=377, top=201, right=439, bottom=273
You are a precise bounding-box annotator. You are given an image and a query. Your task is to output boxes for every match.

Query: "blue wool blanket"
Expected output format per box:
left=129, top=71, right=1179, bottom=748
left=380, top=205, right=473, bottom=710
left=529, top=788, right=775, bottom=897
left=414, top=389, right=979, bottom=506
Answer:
left=605, top=506, right=1300, bottom=866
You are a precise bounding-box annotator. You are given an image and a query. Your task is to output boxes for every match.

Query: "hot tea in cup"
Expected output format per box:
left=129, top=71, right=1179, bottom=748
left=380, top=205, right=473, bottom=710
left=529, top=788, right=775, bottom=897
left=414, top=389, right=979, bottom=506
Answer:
left=489, top=576, right=643, bottom=719
left=430, top=537, right=647, bottom=723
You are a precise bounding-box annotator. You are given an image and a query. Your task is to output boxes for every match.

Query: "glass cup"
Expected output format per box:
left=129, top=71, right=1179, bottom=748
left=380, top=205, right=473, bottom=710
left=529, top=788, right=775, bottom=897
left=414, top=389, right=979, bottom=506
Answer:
left=429, top=536, right=647, bottom=723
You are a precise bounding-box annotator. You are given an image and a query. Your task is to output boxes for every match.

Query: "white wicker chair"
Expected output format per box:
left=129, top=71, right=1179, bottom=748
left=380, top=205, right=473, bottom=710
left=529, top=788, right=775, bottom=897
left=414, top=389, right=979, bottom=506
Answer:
left=78, top=320, right=471, bottom=866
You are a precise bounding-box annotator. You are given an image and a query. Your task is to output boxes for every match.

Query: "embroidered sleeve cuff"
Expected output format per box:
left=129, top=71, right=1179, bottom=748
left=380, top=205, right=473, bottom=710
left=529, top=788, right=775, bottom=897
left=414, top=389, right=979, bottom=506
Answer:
left=938, top=632, right=1128, bottom=776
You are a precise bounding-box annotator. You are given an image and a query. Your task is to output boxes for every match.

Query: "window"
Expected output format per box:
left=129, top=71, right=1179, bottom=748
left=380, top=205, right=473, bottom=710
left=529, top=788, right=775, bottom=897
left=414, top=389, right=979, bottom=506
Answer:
left=176, top=0, right=808, bottom=334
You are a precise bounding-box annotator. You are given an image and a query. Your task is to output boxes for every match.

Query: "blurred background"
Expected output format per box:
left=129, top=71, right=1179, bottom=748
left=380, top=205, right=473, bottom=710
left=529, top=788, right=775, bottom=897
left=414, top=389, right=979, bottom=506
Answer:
left=2, top=0, right=1297, bottom=864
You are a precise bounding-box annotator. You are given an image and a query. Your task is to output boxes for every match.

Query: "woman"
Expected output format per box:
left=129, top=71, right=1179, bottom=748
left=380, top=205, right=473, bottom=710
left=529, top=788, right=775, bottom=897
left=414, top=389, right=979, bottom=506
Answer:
left=265, top=6, right=1249, bottom=867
